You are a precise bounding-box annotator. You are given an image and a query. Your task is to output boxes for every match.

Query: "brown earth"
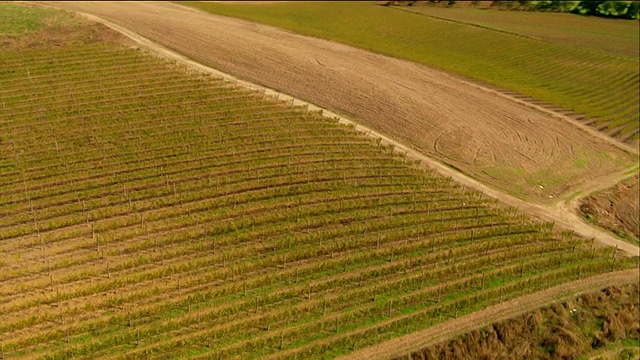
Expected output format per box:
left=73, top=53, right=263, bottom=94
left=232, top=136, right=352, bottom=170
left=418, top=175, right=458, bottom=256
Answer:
left=580, top=175, right=640, bottom=243
left=41, top=1, right=637, bottom=206
left=341, top=269, right=640, bottom=360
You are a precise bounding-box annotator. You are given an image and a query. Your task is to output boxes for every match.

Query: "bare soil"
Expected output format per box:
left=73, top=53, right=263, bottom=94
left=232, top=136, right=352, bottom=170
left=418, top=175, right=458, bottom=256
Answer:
left=580, top=175, right=640, bottom=242
left=42, top=1, right=637, bottom=205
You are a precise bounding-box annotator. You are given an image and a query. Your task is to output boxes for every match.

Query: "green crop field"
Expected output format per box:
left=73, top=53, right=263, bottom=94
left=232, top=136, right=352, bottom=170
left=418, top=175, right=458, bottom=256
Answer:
left=395, top=4, right=639, bottom=57
left=0, top=3, right=53, bottom=34
left=0, top=3, right=78, bottom=35
left=182, top=1, right=640, bottom=145
left=0, top=5, right=638, bottom=359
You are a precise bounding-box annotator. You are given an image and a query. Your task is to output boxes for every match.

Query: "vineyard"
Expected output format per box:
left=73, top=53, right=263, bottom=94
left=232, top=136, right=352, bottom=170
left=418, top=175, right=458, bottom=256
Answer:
left=0, top=7, right=638, bottom=360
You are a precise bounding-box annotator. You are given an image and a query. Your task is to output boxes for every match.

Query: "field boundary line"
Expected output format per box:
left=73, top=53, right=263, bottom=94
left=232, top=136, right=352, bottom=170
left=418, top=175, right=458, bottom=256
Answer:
left=338, top=268, right=640, bottom=360
left=390, top=5, right=543, bottom=42
left=33, top=2, right=640, bottom=257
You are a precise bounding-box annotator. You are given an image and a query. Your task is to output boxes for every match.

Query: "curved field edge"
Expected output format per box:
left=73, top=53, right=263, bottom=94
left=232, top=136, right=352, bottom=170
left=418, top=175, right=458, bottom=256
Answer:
left=45, top=2, right=640, bottom=257
left=0, top=6, right=637, bottom=359
left=341, top=269, right=639, bottom=360
left=40, top=2, right=638, bottom=220
left=178, top=1, right=640, bottom=146
left=33, top=2, right=640, bottom=258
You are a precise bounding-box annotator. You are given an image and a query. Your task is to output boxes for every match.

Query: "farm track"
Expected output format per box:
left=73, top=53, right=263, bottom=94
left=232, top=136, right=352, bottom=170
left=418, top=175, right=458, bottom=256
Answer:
left=37, top=1, right=640, bottom=257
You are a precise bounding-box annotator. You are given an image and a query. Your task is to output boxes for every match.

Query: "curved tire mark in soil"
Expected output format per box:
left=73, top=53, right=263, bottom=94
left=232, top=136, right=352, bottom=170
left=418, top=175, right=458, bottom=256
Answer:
left=472, top=143, right=485, bottom=165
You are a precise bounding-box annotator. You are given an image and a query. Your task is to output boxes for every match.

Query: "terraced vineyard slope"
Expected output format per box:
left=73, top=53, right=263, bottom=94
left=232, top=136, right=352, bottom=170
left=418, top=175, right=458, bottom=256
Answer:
left=0, top=6, right=638, bottom=359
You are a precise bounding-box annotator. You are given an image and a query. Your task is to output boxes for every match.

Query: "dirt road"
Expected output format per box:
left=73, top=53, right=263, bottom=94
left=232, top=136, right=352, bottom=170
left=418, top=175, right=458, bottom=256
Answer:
left=38, top=1, right=640, bottom=257
left=44, top=1, right=637, bottom=204
left=340, top=269, right=639, bottom=360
